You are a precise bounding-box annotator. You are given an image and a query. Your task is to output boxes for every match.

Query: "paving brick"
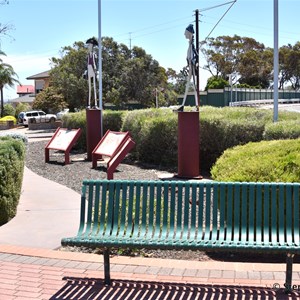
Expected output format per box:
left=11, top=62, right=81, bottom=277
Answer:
left=170, top=268, right=185, bottom=276
left=248, top=271, right=261, bottom=280
left=222, top=270, right=235, bottom=279
left=235, top=271, right=248, bottom=279
left=196, top=269, right=210, bottom=278
left=133, top=266, right=148, bottom=274
left=146, top=266, right=161, bottom=275
left=260, top=272, right=274, bottom=280
left=273, top=271, right=285, bottom=281
left=209, top=270, right=222, bottom=278
left=110, top=264, right=126, bottom=272
left=159, top=267, right=172, bottom=275
left=15, top=290, right=42, bottom=298
left=183, top=268, right=198, bottom=277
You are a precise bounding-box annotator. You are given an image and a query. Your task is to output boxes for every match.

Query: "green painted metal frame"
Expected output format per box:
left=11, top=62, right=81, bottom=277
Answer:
left=61, top=180, right=300, bottom=286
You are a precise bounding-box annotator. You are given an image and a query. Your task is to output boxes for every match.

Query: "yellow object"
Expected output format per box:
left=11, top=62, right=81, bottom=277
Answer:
left=0, top=116, right=17, bottom=124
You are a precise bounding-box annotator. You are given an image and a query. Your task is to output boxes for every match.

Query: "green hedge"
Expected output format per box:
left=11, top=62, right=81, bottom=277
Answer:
left=121, top=108, right=177, bottom=165
left=62, top=110, right=126, bottom=151
left=62, top=106, right=300, bottom=174
left=264, top=120, right=300, bottom=140
left=0, top=137, right=26, bottom=225
left=211, top=139, right=300, bottom=182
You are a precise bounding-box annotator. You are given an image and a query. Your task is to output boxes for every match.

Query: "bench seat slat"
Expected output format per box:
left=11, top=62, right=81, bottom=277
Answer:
left=61, top=180, right=300, bottom=286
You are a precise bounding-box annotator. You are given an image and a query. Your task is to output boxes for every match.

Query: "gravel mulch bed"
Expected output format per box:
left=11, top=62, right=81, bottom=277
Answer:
left=25, top=140, right=296, bottom=264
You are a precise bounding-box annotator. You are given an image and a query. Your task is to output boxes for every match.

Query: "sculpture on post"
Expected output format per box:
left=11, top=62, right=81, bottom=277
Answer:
left=177, top=24, right=199, bottom=111
left=85, top=37, right=98, bottom=108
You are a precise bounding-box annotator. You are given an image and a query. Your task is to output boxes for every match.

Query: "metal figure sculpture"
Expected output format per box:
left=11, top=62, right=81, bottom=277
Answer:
left=178, top=24, right=199, bottom=111
left=85, top=37, right=98, bottom=108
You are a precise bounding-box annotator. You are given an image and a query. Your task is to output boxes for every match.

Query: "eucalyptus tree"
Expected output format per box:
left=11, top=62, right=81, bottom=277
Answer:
left=200, top=35, right=273, bottom=88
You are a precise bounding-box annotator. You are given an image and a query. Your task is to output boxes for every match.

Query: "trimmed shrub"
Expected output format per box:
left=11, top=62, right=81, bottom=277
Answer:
left=62, top=110, right=87, bottom=150
left=122, top=108, right=176, bottom=164
left=103, top=110, right=126, bottom=133
left=138, top=115, right=178, bottom=166
left=263, top=120, right=300, bottom=140
left=211, top=139, right=300, bottom=182
left=62, top=109, right=126, bottom=151
left=0, top=132, right=28, bottom=145
left=0, top=136, right=26, bottom=225
left=199, top=106, right=270, bottom=171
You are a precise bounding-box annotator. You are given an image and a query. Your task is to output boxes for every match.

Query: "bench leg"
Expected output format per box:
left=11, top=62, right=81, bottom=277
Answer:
left=285, top=253, right=294, bottom=291
left=103, top=248, right=111, bottom=285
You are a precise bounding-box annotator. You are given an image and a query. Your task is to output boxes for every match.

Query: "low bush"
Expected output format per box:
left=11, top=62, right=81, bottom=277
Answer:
left=122, top=108, right=177, bottom=165
left=0, top=132, right=28, bottom=145
left=62, top=110, right=87, bottom=150
left=211, top=139, right=300, bottom=182
left=62, top=109, right=126, bottom=151
left=199, top=106, right=271, bottom=171
left=263, top=120, right=300, bottom=140
left=0, top=136, right=26, bottom=225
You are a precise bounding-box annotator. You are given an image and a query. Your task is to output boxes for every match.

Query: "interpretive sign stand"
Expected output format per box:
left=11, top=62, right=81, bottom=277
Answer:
left=92, top=130, right=135, bottom=179
left=45, top=127, right=82, bottom=165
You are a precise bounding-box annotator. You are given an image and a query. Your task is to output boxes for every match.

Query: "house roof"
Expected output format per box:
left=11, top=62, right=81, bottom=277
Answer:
left=17, top=85, right=35, bottom=94
left=26, top=70, right=50, bottom=80
left=10, top=94, right=35, bottom=104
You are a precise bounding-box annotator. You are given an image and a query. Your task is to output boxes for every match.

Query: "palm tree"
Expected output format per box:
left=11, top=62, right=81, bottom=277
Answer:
left=0, top=51, right=20, bottom=117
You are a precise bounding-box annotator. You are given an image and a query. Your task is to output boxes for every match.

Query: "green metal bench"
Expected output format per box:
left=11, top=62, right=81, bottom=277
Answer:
left=61, top=180, right=300, bottom=286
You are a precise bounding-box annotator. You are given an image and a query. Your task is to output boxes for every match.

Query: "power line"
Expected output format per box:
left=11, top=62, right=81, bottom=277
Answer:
left=204, top=0, right=237, bottom=40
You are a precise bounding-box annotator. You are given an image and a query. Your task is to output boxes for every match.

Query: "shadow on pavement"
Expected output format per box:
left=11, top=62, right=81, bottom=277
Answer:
left=50, top=277, right=299, bottom=300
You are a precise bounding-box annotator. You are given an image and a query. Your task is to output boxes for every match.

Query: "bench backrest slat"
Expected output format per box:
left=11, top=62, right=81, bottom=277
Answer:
left=293, top=186, right=299, bottom=245
left=263, top=183, right=270, bottom=243
left=79, top=180, right=299, bottom=247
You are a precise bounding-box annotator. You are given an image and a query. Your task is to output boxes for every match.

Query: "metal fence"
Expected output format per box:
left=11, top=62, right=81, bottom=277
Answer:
left=178, top=88, right=300, bottom=108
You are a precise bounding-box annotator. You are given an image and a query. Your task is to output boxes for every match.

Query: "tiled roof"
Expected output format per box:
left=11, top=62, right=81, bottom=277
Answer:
left=26, top=70, right=50, bottom=80
left=17, top=85, right=34, bottom=94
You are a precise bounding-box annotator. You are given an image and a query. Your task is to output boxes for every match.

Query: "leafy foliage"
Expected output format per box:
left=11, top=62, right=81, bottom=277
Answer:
left=264, top=119, right=300, bottom=140
left=205, top=76, right=229, bottom=90
left=0, top=51, right=20, bottom=117
left=0, top=136, right=25, bottom=225
left=2, top=103, right=15, bottom=117
left=45, top=37, right=178, bottom=111
left=33, top=86, right=68, bottom=113
left=201, top=36, right=300, bottom=90
left=15, top=102, right=30, bottom=118
left=211, top=139, right=300, bottom=182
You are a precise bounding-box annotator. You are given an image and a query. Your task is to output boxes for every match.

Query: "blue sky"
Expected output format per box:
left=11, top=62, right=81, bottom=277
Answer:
left=1, top=0, right=299, bottom=100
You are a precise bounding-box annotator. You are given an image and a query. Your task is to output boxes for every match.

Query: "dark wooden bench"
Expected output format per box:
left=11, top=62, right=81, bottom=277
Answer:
left=61, top=180, right=300, bottom=287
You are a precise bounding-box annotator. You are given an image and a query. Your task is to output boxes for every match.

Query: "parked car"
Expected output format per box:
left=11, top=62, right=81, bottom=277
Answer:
left=18, top=111, right=57, bottom=126
left=56, top=108, right=69, bottom=120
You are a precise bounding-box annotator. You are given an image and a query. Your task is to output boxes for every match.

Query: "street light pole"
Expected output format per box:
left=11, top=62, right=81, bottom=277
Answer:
left=98, top=0, right=103, bottom=136
left=273, top=0, right=279, bottom=122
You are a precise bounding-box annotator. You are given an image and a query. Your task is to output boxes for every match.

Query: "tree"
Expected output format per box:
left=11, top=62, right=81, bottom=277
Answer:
left=48, top=37, right=178, bottom=109
left=50, top=41, right=88, bottom=111
left=200, top=35, right=273, bottom=88
left=0, top=51, right=20, bottom=117
left=33, top=86, right=68, bottom=113
left=205, top=76, right=229, bottom=90
left=279, top=42, right=300, bottom=90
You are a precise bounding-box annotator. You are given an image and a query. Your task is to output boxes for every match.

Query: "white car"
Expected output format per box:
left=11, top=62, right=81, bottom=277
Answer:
left=56, top=108, right=69, bottom=120
left=18, top=111, right=57, bottom=126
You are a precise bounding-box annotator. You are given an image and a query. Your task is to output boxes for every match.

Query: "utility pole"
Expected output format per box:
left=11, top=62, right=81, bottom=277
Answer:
left=195, top=9, right=200, bottom=107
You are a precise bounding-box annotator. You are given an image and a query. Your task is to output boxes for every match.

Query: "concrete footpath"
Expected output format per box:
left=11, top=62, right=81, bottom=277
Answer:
left=0, top=167, right=80, bottom=249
